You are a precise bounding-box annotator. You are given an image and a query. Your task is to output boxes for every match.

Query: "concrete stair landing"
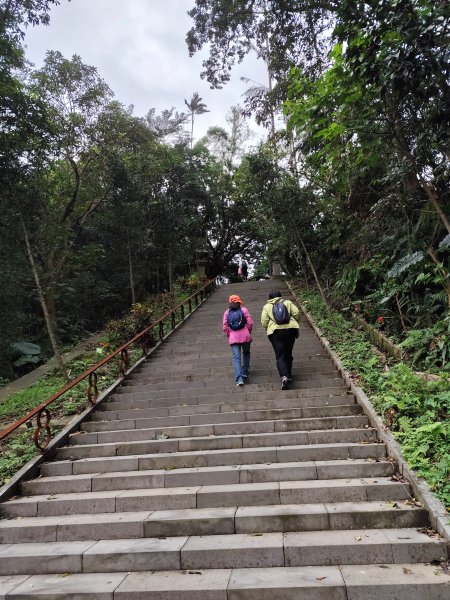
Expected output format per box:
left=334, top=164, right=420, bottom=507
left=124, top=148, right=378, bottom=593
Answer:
left=0, top=281, right=448, bottom=598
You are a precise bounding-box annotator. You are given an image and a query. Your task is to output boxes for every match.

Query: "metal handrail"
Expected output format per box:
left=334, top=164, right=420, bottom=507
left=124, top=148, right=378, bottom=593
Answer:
left=0, top=279, right=216, bottom=450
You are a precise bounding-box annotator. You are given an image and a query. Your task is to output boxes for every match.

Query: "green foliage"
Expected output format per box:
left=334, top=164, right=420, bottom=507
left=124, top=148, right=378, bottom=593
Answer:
left=293, top=283, right=450, bottom=510
left=398, top=420, right=450, bottom=507
left=0, top=431, right=41, bottom=486
left=399, top=316, right=450, bottom=371
left=105, top=282, right=196, bottom=348
left=387, top=252, right=425, bottom=278
left=10, top=342, right=42, bottom=368
left=0, top=375, right=65, bottom=423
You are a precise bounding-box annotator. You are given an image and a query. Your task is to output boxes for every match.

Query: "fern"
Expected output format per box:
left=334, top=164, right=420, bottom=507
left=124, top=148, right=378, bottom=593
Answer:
left=387, top=251, right=425, bottom=278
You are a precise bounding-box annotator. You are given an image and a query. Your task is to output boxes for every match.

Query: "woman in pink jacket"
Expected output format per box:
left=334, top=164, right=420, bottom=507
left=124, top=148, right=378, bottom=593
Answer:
left=223, top=294, right=253, bottom=386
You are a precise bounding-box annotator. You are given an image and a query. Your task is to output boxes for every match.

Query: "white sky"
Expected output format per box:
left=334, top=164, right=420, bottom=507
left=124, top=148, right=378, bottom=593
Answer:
left=23, top=0, right=269, bottom=142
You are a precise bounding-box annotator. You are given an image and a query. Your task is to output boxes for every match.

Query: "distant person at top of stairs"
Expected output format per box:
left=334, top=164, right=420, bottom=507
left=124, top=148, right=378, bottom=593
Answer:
left=223, top=294, right=253, bottom=386
left=237, top=258, right=248, bottom=281
left=261, top=290, right=300, bottom=390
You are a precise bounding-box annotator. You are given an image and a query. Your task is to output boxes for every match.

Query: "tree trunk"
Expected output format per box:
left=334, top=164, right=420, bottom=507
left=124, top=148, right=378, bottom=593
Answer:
left=297, top=233, right=336, bottom=325
left=127, top=235, right=136, bottom=305
left=21, top=218, right=69, bottom=381
left=383, top=92, right=450, bottom=235
left=44, top=286, right=58, bottom=339
left=294, top=248, right=310, bottom=287
left=395, top=292, right=408, bottom=332
left=168, top=246, right=173, bottom=291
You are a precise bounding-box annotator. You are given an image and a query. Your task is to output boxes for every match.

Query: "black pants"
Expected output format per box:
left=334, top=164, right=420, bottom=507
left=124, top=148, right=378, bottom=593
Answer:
left=268, top=329, right=297, bottom=378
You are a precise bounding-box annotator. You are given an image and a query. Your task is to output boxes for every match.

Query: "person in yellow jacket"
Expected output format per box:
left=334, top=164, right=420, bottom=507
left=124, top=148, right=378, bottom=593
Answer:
left=261, top=290, right=300, bottom=390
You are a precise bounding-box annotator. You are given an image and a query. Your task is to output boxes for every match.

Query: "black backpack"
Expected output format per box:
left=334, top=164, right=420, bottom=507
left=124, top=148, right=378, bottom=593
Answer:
left=272, top=299, right=290, bottom=325
left=227, top=307, right=246, bottom=330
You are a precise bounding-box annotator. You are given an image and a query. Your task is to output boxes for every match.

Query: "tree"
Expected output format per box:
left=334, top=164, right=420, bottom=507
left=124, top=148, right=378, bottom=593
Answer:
left=187, top=0, right=333, bottom=86
left=18, top=51, right=114, bottom=378
left=200, top=105, right=252, bottom=170
left=186, top=1, right=333, bottom=128
left=145, top=107, right=189, bottom=145
left=190, top=144, right=264, bottom=277
left=284, top=0, right=450, bottom=309
left=184, top=92, right=209, bottom=148
left=0, top=0, right=71, bottom=378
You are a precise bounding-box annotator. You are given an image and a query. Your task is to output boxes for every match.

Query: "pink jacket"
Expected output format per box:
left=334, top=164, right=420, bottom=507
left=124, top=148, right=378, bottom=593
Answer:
left=223, top=307, right=253, bottom=344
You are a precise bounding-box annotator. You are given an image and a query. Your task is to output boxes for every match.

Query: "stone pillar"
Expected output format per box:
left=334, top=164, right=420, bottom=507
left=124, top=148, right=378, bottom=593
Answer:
left=197, top=262, right=207, bottom=278
left=271, top=261, right=285, bottom=280
left=196, top=248, right=209, bottom=280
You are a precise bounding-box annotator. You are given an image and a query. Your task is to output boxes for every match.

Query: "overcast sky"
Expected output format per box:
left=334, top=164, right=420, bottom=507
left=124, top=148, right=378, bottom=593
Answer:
left=24, top=0, right=269, bottom=142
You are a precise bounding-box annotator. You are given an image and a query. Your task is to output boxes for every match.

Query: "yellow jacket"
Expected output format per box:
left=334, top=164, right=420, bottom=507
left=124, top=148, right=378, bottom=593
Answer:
left=261, top=298, right=300, bottom=336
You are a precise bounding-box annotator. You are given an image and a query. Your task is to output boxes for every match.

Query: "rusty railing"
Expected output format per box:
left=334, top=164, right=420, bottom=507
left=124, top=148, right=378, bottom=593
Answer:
left=0, top=280, right=216, bottom=451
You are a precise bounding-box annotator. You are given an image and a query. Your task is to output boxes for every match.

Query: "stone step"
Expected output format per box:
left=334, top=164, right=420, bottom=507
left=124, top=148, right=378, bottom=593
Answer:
left=154, top=327, right=315, bottom=337
left=0, top=502, right=430, bottom=544
left=113, top=379, right=346, bottom=400
left=130, top=363, right=335, bottom=381
left=3, top=563, right=449, bottom=599
left=155, top=342, right=323, bottom=353
left=148, top=344, right=323, bottom=356
left=0, top=528, right=446, bottom=576
left=41, top=442, right=387, bottom=476
left=98, top=389, right=352, bottom=415
left=143, top=347, right=332, bottom=366
left=55, top=426, right=377, bottom=460
left=1, top=478, right=411, bottom=518
left=144, top=354, right=330, bottom=367
left=149, top=352, right=325, bottom=363
left=134, top=366, right=334, bottom=380
left=92, top=393, right=356, bottom=421
left=70, top=414, right=369, bottom=446
left=82, top=403, right=362, bottom=433
left=121, top=370, right=339, bottom=388
left=144, top=501, right=429, bottom=536
left=161, top=338, right=318, bottom=347
left=22, top=458, right=396, bottom=496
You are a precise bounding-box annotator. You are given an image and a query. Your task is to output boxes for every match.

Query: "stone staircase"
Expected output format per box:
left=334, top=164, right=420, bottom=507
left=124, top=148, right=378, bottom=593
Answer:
left=0, top=281, right=448, bottom=598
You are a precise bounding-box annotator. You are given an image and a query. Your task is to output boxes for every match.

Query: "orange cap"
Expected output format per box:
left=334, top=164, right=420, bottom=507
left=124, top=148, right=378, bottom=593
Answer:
left=229, top=294, right=244, bottom=305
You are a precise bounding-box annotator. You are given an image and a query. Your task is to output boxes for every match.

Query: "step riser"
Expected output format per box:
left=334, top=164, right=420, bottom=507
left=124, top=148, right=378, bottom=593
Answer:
left=94, top=392, right=354, bottom=417
left=130, top=365, right=336, bottom=380
left=41, top=443, right=387, bottom=476
left=0, top=531, right=445, bottom=576
left=92, top=392, right=355, bottom=425
left=5, top=564, right=446, bottom=599
left=138, top=359, right=335, bottom=375
left=2, top=480, right=411, bottom=518
left=71, top=416, right=369, bottom=446
left=121, top=373, right=339, bottom=388
left=146, top=354, right=327, bottom=365
left=56, top=428, right=377, bottom=459
left=124, top=367, right=339, bottom=382
left=82, top=404, right=362, bottom=433
left=0, top=507, right=430, bottom=544
left=114, top=379, right=345, bottom=399
left=22, top=461, right=397, bottom=496
left=145, top=507, right=430, bottom=537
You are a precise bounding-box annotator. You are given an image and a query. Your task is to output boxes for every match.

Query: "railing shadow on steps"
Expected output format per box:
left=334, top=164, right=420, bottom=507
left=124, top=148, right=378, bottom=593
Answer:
left=0, top=280, right=216, bottom=458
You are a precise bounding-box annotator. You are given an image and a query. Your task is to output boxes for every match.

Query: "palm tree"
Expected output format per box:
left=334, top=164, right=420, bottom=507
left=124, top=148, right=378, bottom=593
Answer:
left=184, top=92, right=209, bottom=149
